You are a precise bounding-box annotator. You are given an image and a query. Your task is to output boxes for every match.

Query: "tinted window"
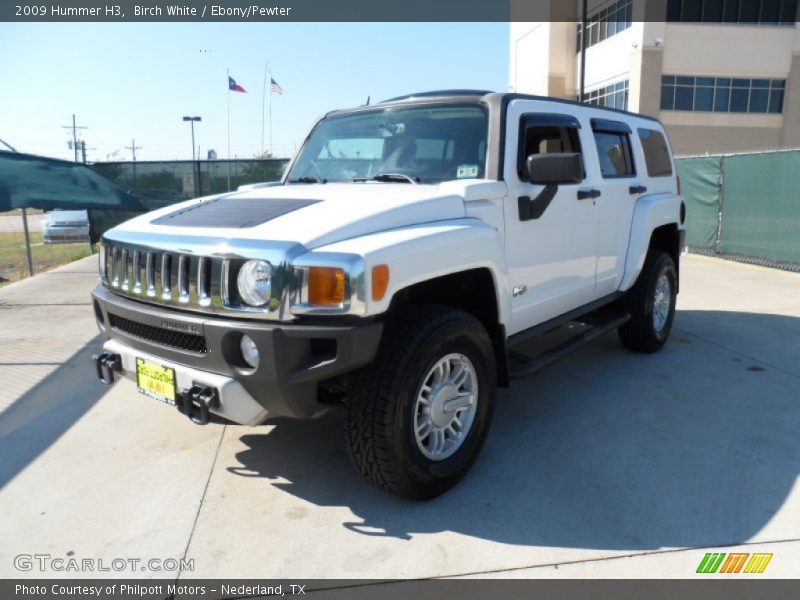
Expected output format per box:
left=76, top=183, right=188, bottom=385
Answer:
left=684, top=0, right=703, bottom=20
left=740, top=0, right=761, bottom=21
left=703, top=0, right=725, bottom=20
left=593, top=131, right=635, bottom=178
left=638, top=129, right=673, bottom=177
left=675, top=85, right=694, bottom=110
left=695, top=85, right=714, bottom=111
left=667, top=0, right=796, bottom=24
left=730, top=87, right=749, bottom=112
left=519, top=119, right=584, bottom=182
left=662, top=74, right=785, bottom=114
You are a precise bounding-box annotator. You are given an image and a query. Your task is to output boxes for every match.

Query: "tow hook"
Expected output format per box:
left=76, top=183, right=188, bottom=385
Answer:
left=177, top=383, right=219, bottom=425
left=93, top=352, right=121, bottom=385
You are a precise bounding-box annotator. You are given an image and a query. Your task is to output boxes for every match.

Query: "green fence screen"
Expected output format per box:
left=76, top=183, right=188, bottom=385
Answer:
left=676, top=149, right=800, bottom=269
left=675, top=156, right=722, bottom=248
left=720, top=151, right=800, bottom=264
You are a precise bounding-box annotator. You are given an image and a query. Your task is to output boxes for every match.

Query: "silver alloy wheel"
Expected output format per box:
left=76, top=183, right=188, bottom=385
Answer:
left=652, top=273, right=672, bottom=332
left=413, top=353, right=479, bottom=461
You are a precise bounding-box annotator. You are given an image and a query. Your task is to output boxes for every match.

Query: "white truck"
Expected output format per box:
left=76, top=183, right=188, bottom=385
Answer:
left=92, top=91, right=685, bottom=499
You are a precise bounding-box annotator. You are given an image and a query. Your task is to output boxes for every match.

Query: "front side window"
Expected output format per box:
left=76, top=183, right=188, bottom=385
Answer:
left=287, top=103, right=488, bottom=184
left=518, top=117, right=584, bottom=181
left=593, top=131, right=635, bottom=178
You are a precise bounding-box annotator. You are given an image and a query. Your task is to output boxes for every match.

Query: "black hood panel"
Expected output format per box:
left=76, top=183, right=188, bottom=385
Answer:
left=151, top=197, right=321, bottom=228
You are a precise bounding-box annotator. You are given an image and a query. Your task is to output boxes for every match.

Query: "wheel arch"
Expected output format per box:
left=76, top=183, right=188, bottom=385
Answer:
left=387, top=268, right=510, bottom=387
left=619, top=193, right=684, bottom=292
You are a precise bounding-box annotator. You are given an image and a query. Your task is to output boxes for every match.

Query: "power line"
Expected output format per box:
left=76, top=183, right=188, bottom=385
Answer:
left=61, top=114, right=87, bottom=162
left=125, top=138, right=142, bottom=161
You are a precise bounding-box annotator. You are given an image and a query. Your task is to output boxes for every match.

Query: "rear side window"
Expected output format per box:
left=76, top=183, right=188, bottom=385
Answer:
left=638, top=128, right=673, bottom=177
left=593, top=131, right=635, bottom=178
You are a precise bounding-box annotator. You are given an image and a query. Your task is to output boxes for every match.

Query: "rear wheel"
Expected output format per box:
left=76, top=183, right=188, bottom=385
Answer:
left=345, top=305, right=496, bottom=499
left=618, top=251, right=677, bottom=353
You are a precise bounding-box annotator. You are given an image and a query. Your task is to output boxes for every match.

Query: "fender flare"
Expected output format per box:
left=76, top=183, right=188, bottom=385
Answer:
left=619, top=193, right=684, bottom=292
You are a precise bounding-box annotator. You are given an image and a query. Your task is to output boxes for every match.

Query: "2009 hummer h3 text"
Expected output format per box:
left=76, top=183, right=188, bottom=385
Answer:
left=92, top=90, right=686, bottom=499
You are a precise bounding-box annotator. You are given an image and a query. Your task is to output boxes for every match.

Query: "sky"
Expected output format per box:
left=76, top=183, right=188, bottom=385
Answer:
left=0, top=22, right=509, bottom=162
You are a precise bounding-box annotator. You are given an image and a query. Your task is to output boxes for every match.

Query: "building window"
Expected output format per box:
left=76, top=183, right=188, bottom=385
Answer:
left=661, top=75, right=785, bottom=113
left=583, top=80, right=630, bottom=110
left=576, top=0, right=634, bottom=53
left=666, top=0, right=797, bottom=24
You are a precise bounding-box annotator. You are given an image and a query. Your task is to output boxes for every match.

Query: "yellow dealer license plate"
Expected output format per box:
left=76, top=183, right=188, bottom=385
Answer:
left=136, top=358, right=177, bottom=405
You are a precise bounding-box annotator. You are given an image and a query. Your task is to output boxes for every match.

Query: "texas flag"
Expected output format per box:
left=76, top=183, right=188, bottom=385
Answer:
left=228, top=76, right=246, bottom=93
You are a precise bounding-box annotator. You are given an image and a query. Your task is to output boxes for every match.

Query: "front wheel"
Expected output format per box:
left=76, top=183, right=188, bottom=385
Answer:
left=345, top=305, right=496, bottom=500
left=618, top=251, right=677, bottom=353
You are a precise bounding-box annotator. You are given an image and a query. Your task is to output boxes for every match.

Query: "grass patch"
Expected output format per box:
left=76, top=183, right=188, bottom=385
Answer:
left=0, top=231, right=92, bottom=284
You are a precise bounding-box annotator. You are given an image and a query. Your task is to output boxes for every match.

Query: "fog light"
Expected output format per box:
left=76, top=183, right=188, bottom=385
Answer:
left=240, top=335, right=260, bottom=369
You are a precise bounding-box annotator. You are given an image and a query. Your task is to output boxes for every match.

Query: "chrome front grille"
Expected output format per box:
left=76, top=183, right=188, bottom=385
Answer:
left=101, top=242, right=225, bottom=312
left=98, top=233, right=311, bottom=321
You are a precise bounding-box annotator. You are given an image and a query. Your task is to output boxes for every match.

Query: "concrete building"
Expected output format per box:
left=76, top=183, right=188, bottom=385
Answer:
left=509, top=0, right=800, bottom=155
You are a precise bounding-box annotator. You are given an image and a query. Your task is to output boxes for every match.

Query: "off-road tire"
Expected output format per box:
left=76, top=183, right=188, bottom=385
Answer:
left=345, top=305, right=496, bottom=500
left=618, top=251, right=677, bottom=353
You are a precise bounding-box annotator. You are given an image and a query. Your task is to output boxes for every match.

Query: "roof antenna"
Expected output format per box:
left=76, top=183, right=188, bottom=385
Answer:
left=365, top=95, right=370, bottom=106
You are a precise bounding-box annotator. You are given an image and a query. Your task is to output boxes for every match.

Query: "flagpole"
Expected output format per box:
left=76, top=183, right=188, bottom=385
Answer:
left=226, top=68, right=231, bottom=191
left=268, top=67, right=273, bottom=157
left=261, top=61, right=269, bottom=156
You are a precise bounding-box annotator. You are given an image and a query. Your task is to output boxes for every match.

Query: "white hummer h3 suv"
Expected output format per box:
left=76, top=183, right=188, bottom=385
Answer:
left=92, top=90, right=686, bottom=499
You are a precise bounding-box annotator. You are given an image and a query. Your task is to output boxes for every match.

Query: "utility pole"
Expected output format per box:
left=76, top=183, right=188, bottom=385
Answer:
left=125, top=139, right=142, bottom=161
left=182, top=116, right=202, bottom=196
left=80, top=140, right=87, bottom=164
left=62, top=114, right=87, bottom=162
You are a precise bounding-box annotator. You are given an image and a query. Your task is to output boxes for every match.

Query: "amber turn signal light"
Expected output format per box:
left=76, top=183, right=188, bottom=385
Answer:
left=307, top=267, right=346, bottom=307
left=372, top=264, right=390, bottom=301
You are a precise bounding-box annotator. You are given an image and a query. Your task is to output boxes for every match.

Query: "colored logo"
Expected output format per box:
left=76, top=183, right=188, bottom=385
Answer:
left=696, top=552, right=773, bottom=574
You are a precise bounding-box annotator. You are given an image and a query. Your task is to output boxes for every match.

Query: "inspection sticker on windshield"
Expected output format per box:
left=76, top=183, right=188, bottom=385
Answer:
left=456, top=165, right=479, bottom=179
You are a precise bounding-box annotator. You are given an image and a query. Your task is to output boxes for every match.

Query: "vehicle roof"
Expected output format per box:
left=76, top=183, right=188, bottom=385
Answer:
left=325, top=90, right=661, bottom=125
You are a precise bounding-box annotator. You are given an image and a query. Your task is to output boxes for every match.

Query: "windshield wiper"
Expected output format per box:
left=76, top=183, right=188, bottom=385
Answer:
left=352, top=173, right=419, bottom=184
left=287, top=176, right=326, bottom=184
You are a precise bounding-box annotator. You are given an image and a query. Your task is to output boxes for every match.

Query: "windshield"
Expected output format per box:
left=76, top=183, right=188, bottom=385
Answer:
left=287, top=103, right=488, bottom=184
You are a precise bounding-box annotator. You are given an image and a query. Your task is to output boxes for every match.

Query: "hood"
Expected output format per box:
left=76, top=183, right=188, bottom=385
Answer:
left=111, top=182, right=475, bottom=249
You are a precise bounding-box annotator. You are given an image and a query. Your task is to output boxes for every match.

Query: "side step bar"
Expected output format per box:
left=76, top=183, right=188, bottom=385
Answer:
left=509, top=313, right=630, bottom=380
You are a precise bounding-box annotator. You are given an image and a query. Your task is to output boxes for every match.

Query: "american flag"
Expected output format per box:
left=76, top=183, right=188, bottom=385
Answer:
left=270, top=77, right=283, bottom=95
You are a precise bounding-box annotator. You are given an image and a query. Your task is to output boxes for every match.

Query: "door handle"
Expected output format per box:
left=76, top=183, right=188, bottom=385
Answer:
left=577, top=189, right=601, bottom=200
left=629, top=184, right=647, bottom=194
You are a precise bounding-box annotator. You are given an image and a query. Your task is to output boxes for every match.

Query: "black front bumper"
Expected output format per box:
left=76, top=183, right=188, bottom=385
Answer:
left=91, top=284, right=382, bottom=420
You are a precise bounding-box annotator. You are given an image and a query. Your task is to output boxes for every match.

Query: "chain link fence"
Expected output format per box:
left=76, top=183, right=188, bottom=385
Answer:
left=90, top=158, right=287, bottom=201
left=676, top=149, right=800, bottom=272
left=0, top=158, right=289, bottom=286
left=0, top=209, right=92, bottom=286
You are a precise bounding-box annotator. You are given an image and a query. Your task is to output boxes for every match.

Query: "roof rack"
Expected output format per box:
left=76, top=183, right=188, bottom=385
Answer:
left=380, top=90, right=494, bottom=103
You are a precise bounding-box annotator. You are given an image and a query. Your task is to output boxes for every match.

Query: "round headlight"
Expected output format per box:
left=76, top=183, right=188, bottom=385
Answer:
left=240, top=335, right=260, bottom=369
left=237, top=260, right=272, bottom=306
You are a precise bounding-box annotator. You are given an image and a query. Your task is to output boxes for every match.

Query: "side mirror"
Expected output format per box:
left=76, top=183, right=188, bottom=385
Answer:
left=526, top=153, right=583, bottom=185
